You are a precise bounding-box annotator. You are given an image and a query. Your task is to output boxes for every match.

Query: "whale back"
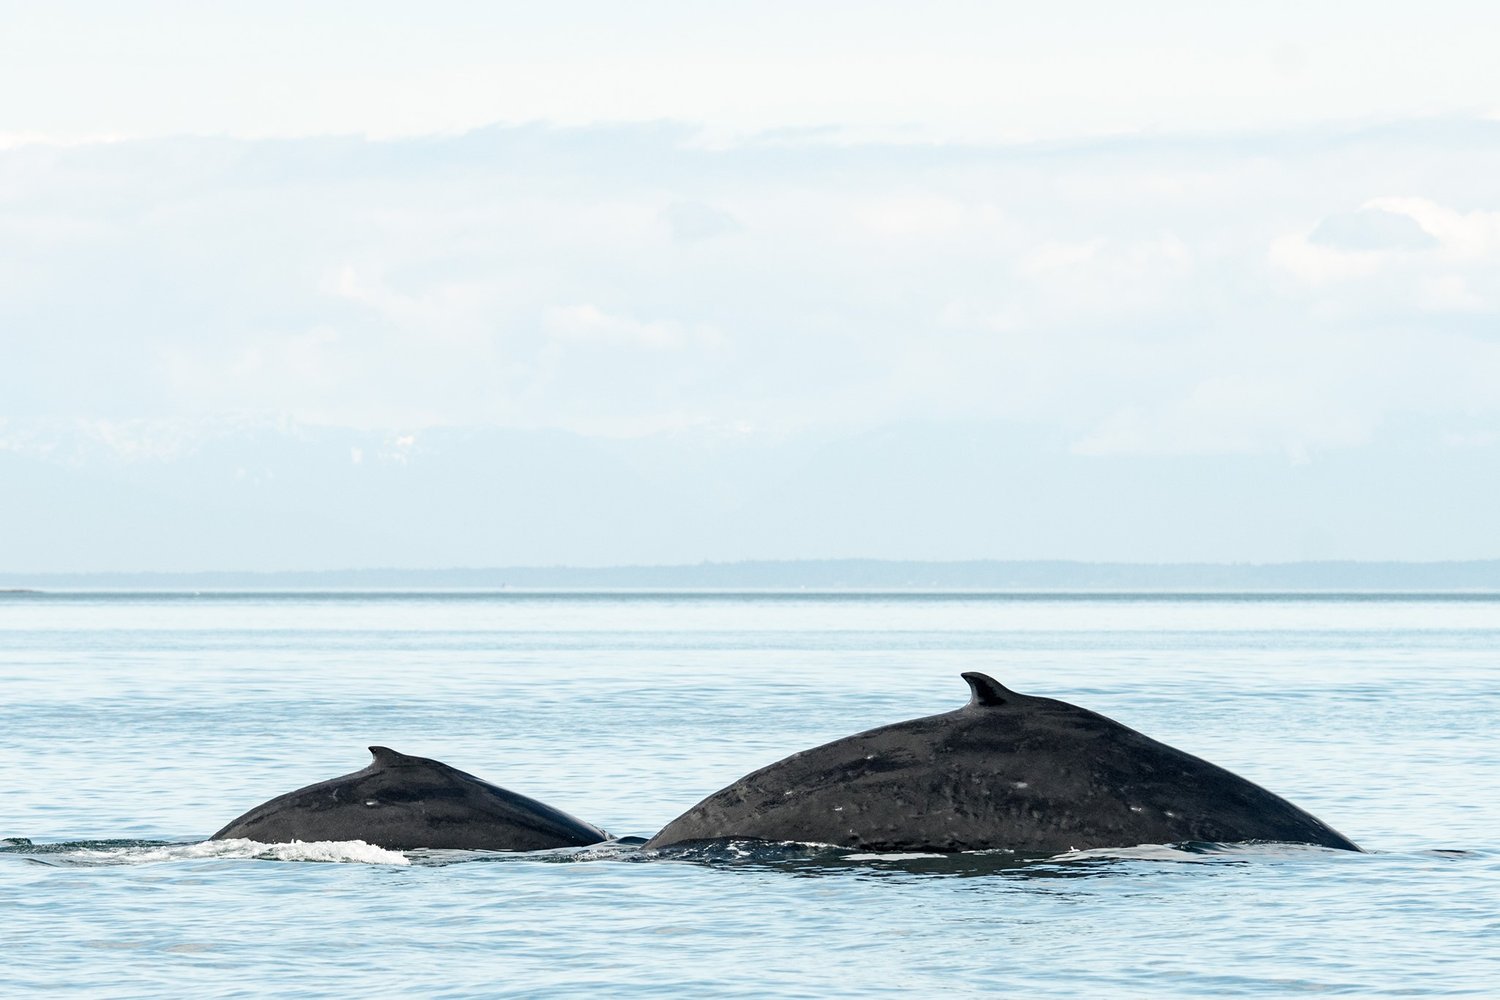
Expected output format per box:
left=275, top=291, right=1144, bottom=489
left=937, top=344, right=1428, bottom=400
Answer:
left=645, top=674, right=1358, bottom=854
left=212, top=747, right=609, bottom=851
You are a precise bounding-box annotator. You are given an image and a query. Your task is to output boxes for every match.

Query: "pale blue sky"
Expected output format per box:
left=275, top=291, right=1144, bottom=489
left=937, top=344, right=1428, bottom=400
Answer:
left=2, top=4, right=1498, bottom=569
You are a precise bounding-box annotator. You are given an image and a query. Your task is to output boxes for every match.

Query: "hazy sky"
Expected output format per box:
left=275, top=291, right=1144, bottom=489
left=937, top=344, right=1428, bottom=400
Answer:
left=2, top=4, right=1498, bottom=569
left=5, top=1, right=1499, bottom=143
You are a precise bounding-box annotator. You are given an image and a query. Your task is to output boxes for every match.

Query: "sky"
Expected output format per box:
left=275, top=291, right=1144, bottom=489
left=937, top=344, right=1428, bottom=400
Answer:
left=2, top=3, right=1499, bottom=571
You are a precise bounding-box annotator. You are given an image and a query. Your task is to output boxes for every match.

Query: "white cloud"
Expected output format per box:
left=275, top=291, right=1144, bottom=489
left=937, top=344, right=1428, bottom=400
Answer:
left=1268, top=232, right=1387, bottom=286
left=1074, top=373, right=1377, bottom=460
left=0, top=131, right=128, bottom=150
left=1364, top=197, right=1500, bottom=260
left=2, top=119, right=1498, bottom=460
left=659, top=201, right=741, bottom=242
left=857, top=194, right=971, bottom=239
left=545, top=305, right=724, bottom=351
left=1019, top=238, right=1107, bottom=275
left=1419, top=274, right=1487, bottom=311
left=1074, top=322, right=1500, bottom=458
left=1267, top=195, right=1500, bottom=331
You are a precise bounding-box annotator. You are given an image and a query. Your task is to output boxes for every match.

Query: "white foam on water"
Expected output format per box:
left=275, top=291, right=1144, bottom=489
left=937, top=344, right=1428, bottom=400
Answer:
left=1051, top=843, right=1221, bottom=863
left=68, top=838, right=411, bottom=866
left=1053, top=844, right=1192, bottom=862
left=844, top=853, right=949, bottom=861
left=1051, top=841, right=1358, bottom=864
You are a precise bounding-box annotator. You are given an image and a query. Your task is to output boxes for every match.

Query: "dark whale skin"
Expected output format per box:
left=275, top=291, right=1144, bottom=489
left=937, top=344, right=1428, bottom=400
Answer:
left=646, top=673, right=1359, bottom=854
left=212, top=746, right=608, bottom=851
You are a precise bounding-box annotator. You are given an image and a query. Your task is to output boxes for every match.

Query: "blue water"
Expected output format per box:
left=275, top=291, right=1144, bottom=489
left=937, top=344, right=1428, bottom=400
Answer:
left=2, top=592, right=1497, bottom=997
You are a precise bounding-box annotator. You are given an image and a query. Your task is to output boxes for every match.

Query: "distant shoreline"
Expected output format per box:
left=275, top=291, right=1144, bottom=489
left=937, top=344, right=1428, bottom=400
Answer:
left=5, top=558, right=1500, bottom=592
left=4, top=591, right=1500, bottom=602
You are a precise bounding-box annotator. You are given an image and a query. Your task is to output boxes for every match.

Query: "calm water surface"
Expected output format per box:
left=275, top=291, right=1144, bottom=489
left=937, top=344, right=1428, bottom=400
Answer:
left=2, top=592, right=1497, bottom=996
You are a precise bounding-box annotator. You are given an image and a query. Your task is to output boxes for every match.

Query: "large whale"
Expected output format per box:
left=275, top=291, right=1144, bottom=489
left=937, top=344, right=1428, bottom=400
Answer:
left=213, top=746, right=609, bottom=851
left=646, top=673, right=1359, bottom=854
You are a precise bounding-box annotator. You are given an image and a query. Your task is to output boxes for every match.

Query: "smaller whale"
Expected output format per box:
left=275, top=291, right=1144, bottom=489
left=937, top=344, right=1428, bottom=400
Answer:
left=646, top=673, right=1360, bottom=854
left=212, top=746, right=609, bottom=851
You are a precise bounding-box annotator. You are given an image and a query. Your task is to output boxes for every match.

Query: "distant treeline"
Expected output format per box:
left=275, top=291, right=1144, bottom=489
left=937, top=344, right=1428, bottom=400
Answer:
left=7, top=559, right=1500, bottom=591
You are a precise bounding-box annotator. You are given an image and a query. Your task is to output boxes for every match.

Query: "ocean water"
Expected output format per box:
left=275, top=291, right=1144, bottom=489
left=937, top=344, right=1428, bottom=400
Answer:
left=2, top=591, right=1497, bottom=997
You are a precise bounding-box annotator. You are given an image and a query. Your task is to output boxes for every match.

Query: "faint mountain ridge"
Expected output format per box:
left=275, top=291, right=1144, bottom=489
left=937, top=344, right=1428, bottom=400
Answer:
left=3, top=417, right=1498, bottom=573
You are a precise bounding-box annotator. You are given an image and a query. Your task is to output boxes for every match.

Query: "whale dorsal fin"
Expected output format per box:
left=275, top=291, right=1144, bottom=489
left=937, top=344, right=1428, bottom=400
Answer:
left=961, top=672, right=1013, bottom=707
left=368, top=746, right=416, bottom=766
